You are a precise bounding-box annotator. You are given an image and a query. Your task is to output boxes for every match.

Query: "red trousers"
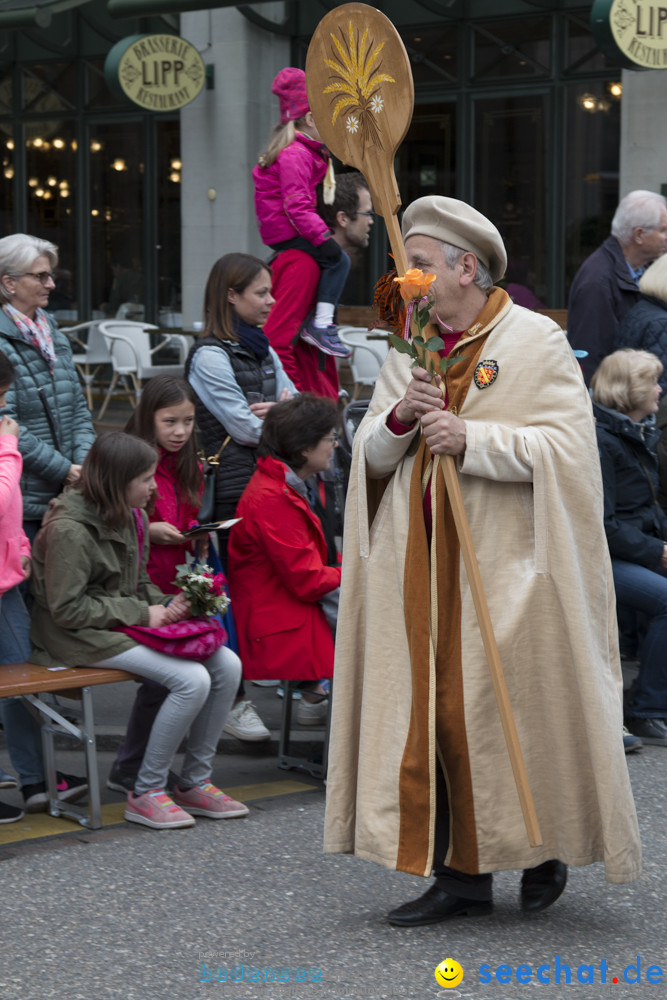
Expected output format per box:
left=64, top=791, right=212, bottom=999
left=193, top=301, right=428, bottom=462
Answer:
left=263, top=249, right=339, bottom=400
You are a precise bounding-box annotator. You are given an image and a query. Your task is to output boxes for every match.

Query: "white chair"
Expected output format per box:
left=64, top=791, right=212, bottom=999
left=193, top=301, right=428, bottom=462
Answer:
left=64, top=321, right=111, bottom=410
left=115, top=301, right=145, bottom=321
left=97, top=321, right=186, bottom=420
left=337, top=326, right=389, bottom=398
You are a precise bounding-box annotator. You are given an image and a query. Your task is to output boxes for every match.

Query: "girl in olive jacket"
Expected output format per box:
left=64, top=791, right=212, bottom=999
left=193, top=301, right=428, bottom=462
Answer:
left=30, top=431, right=246, bottom=830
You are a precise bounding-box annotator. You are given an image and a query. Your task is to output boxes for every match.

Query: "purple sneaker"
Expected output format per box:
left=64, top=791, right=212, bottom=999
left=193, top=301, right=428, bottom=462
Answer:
left=299, top=320, right=352, bottom=358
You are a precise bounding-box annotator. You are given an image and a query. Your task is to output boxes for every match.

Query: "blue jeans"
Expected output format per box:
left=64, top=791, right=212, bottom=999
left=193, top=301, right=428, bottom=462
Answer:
left=0, top=586, right=44, bottom=784
left=270, top=237, right=351, bottom=308
left=612, top=559, right=667, bottom=717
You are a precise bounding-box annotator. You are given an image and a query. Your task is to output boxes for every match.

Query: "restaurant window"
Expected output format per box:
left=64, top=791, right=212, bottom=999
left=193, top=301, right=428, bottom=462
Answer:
left=85, top=58, right=125, bottom=110
left=564, top=80, right=621, bottom=295
left=473, top=17, right=551, bottom=81
left=26, top=121, right=78, bottom=318
left=403, top=25, right=458, bottom=92
left=89, top=120, right=145, bottom=320
left=22, top=63, right=76, bottom=114
left=397, top=101, right=456, bottom=209
left=156, top=119, right=183, bottom=325
left=474, top=93, right=549, bottom=305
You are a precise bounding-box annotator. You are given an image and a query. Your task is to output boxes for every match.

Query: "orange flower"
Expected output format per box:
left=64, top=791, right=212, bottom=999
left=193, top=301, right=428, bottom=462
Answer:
left=393, top=268, right=436, bottom=302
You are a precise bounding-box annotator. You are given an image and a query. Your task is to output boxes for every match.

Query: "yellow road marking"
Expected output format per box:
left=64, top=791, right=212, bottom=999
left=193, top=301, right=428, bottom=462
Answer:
left=225, top=780, right=318, bottom=801
left=0, top=780, right=318, bottom=846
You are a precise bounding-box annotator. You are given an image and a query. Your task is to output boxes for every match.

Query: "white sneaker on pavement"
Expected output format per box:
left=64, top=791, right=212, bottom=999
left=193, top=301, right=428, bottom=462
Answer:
left=296, top=698, right=329, bottom=726
left=222, top=699, right=271, bottom=742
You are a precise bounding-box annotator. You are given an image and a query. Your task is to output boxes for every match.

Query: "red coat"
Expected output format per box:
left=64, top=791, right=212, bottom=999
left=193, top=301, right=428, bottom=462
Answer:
left=147, top=449, right=201, bottom=594
left=227, top=455, right=340, bottom=680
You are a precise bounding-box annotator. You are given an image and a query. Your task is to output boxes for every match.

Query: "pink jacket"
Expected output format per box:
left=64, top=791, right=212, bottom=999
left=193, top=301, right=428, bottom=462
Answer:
left=0, top=435, right=31, bottom=596
left=146, top=448, right=201, bottom=594
left=252, top=132, right=331, bottom=247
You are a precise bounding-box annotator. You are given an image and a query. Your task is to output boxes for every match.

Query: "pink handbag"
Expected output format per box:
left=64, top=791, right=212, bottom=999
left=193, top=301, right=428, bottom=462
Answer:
left=114, top=508, right=227, bottom=660
left=115, top=617, right=227, bottom=660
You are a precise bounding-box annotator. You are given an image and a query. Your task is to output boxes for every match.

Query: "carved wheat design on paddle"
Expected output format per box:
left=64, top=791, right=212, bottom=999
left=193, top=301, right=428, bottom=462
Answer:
left=323, top=21, right=395, bottom=150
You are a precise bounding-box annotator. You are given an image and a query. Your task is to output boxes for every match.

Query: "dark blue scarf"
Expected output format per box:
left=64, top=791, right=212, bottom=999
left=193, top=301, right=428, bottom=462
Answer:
left=233, top=316, right=270, bottom=361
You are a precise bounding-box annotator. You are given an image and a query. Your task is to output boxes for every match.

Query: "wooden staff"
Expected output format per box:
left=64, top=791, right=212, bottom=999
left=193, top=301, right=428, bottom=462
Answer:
left=306, top=2, right=542, bottom=847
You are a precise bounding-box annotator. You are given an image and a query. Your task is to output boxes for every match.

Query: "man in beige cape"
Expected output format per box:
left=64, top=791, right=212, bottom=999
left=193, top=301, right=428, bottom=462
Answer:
left=323, top=196, right=641, bottom=926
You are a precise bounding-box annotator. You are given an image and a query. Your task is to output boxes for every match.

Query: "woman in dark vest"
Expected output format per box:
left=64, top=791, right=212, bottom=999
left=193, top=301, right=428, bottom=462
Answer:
left=186, top=252, right=296, bottom=742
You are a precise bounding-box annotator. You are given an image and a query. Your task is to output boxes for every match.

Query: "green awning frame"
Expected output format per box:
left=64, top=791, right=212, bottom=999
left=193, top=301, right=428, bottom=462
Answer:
left=0, top=0, right=283, bottom=28
left=0, top=0, right=91, bottom=29
left=108, top=0, right=265, bottom=15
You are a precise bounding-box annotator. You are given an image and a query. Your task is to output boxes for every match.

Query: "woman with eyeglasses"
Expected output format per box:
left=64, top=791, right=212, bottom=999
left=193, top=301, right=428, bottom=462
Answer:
left=228, top=394, right=341, bottom=725
left=0, top=234, right=95, bottom=543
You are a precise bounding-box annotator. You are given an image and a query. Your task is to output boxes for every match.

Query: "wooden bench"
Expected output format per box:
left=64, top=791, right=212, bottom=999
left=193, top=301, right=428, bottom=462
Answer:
left=0, top=662, right=138, bottom=830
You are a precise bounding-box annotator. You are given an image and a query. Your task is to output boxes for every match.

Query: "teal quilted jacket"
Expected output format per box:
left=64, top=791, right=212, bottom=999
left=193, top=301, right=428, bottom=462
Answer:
left=0, top=308, right=96, bottom=519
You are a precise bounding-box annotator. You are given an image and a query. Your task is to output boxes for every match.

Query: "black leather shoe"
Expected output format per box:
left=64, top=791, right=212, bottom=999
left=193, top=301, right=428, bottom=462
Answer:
left=521, top=859, right=567, bottom=913
left=625, top=717, right=667, bottom=745
left=387, top=884, right=493, bottom=927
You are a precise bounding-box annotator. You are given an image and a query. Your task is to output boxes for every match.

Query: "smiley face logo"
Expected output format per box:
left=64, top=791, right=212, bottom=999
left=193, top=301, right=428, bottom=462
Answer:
left=434, top=958, right=464, bottom=988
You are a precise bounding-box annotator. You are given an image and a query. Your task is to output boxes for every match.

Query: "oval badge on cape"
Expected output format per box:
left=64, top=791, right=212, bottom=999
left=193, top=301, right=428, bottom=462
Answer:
left=474, top=359, right=499, bottom=389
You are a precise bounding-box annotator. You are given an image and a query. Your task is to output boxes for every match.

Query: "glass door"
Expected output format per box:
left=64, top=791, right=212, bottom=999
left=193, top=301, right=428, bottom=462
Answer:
left=88, top=119, right=145, bottom=320
left=473, top=92, right=549, bottom=306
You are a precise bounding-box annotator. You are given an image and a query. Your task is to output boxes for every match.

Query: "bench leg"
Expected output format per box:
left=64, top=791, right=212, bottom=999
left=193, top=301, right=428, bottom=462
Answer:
left=23, top=689, right=103, bottom=830
left=81, top=686, right=102, bottom=830
left=277, top=680, right=330, bottom=781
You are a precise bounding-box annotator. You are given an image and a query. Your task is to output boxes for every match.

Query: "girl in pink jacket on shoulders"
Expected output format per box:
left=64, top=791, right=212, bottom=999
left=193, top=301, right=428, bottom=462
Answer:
left=252, top=67, right=351, bottom=361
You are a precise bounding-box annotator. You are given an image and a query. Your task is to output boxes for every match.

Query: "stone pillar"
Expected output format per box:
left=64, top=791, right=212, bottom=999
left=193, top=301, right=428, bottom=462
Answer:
left=619, top=66, right=667, bottom=198
left=180, top=6, right=289, bottom=327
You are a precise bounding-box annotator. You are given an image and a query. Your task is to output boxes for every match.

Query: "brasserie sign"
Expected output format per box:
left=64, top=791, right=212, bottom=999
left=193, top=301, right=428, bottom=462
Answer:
left=591, top=0, right=667, bottom=69
left=105, top=34, right=205, bottom=111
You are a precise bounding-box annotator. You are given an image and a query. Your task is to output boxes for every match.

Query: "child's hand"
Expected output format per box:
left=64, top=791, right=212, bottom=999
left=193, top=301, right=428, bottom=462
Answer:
left=149, top=522, right=187, bottom=545
left=65, top=464, right=82, bottom=485
left=0, top=416, right=19, bottom=437
left=21, top=556, right=31, bottom=580
left=165, top=592, right=192, bottom=622
left=148, top=604, right=172, bottom=627
left=195, top=536, right=210, bottom=561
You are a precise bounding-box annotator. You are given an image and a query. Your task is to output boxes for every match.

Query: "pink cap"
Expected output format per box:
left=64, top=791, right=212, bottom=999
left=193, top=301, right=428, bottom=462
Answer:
left=272, top=67, right=310, bottom=124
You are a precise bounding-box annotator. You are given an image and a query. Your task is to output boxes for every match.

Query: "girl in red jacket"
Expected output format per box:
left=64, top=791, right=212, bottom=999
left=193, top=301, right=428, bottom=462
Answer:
left=252, top=67, right=351, bottom=360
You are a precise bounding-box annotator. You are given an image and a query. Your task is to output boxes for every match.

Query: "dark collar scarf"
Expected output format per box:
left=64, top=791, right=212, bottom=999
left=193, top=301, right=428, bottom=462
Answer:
left=233, top=316, right=270, bottom=361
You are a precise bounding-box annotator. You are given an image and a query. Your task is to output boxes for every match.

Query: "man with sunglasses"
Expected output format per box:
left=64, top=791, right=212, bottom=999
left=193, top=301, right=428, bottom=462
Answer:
left=263, top=172, right=374, bottom=399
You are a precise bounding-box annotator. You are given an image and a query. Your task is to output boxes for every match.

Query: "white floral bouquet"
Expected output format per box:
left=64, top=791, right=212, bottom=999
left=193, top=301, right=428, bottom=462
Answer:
left=172, top=563, right=230, bottom=618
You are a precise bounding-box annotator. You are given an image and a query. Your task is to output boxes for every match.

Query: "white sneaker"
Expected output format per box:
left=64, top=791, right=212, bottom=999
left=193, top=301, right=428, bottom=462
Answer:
left=222, top=700, right=271, bottom=742
left=296, top=698, right=329, bottom=726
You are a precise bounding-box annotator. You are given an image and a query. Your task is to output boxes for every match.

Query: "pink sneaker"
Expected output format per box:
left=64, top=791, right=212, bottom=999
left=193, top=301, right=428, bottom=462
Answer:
left=124, top=788, right=195, bottom=829
left=173, top=781, right=249, bottom=819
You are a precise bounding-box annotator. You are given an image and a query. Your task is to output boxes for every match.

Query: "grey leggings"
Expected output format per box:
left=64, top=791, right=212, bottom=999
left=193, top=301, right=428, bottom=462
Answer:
left=92, top=644, right=241, bottom=796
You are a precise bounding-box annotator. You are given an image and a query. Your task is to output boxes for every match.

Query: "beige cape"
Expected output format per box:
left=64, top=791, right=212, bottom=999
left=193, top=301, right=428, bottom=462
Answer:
left=324, top=302, right=641, bottom=884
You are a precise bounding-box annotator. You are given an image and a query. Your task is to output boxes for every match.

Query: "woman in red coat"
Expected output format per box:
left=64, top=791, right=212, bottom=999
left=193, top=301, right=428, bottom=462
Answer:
left=228, top=394, right=340, bottom=724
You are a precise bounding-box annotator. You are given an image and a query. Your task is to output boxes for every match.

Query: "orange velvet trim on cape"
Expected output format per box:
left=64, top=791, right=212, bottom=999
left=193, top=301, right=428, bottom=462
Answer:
left=396, top=287, right=511, bottom=876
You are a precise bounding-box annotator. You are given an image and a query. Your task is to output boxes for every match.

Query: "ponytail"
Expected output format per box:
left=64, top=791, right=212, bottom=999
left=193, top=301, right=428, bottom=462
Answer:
left=257, top=118, right=307, bottom=168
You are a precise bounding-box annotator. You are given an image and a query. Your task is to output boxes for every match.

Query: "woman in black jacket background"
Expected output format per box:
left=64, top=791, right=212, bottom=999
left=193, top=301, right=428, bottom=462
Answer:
left=592, top=348, right=667, bottom=744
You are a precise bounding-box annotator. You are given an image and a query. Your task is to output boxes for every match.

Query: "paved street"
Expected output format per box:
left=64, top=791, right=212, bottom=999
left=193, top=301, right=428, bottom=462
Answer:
left=0, top=677, right=664, bottom=1000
